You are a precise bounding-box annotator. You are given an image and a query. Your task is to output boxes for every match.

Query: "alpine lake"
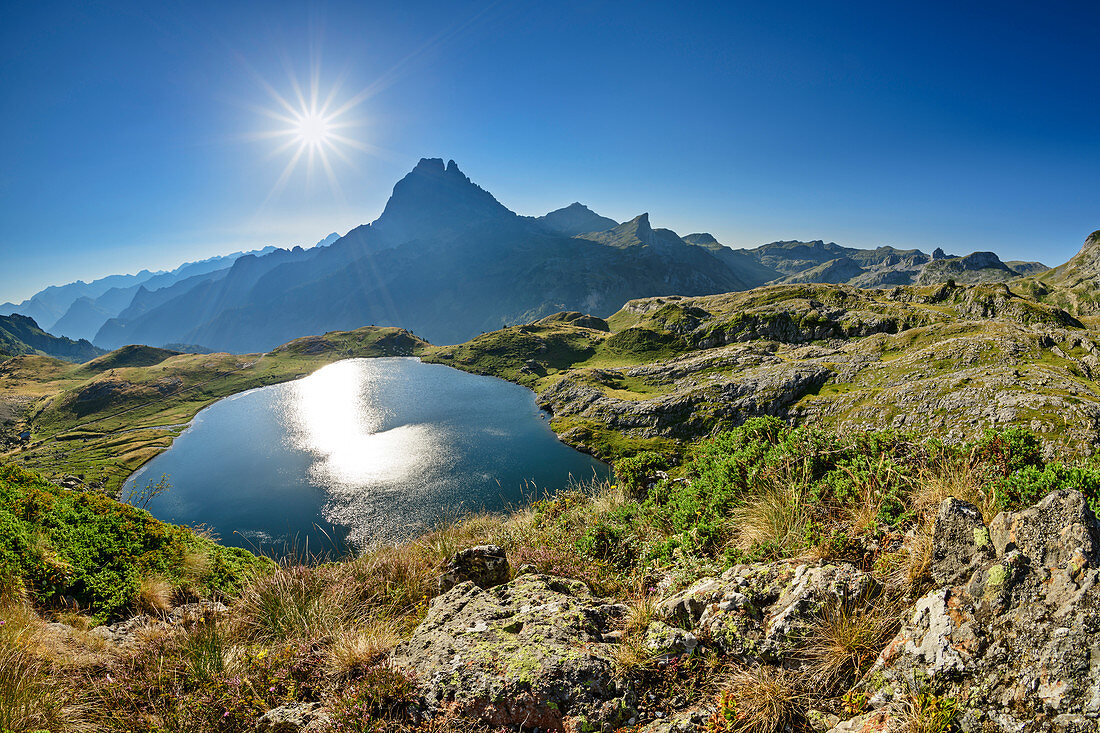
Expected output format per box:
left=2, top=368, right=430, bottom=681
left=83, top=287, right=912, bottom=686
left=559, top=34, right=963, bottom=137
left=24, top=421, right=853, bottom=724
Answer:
left=124, top=358, right=609, bottom=556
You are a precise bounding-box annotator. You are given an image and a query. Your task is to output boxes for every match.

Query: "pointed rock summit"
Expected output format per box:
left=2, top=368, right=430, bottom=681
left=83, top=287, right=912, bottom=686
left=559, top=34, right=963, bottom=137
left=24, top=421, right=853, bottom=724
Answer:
left=370, top=158, right=516, bottom=245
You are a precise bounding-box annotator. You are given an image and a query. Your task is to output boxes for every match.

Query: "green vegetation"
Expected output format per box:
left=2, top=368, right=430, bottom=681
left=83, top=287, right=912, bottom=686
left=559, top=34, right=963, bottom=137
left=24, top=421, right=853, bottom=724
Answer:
left=0, top=419, right=1095, bottom=731
left=0, top=464, right=264, bottom=622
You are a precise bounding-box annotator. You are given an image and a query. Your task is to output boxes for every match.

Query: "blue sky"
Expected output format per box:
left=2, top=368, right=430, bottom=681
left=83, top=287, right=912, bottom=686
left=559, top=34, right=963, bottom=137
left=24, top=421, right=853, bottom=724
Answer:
left=1, top=0, right=1097, bottom=301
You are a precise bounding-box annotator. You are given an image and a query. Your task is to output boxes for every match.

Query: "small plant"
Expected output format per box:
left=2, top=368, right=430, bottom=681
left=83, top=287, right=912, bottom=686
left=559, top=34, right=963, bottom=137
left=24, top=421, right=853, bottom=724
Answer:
left=705, top=666, right=809, bottom=733
left=125, top=473, right=171, bottom=511
left=899, top=691, right=958, bottom=733
left=327, top=665, right=417, bottom=732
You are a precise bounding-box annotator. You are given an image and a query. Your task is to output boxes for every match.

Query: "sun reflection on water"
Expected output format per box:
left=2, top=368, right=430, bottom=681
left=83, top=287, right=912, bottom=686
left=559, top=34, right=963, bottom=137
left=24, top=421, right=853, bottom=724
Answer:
left=281, top=360, right=455, bottom=544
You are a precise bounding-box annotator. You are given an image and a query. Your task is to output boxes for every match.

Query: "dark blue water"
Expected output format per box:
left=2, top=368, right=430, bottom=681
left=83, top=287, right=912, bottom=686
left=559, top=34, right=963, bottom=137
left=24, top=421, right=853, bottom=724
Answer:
left=125, top=358, right=608, bottom=555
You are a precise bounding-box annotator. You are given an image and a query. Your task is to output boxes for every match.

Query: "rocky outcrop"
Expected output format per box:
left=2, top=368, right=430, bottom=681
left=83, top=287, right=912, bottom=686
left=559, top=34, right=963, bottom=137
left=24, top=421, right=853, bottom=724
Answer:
left=438, top=544, right=510, bottom=593
left=656, top=562, right=878, bottom=663
left=859, top=490, right=1100, bottom=732
left=391, top=573, right=634, bottom=732
left=255, top=702, right=331, bottom=733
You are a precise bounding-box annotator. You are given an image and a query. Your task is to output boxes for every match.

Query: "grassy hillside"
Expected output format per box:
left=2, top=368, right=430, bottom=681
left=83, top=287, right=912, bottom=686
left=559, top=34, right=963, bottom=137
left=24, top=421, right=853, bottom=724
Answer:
left=0, top=313, right=104, bottom=362
left=425, top=282, right=1100, bottom=461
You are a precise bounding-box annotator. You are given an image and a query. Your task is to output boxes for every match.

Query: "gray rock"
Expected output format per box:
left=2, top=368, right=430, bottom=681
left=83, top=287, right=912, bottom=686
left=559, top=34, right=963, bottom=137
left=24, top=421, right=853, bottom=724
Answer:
left=870, top=490, right=1100, bottom=732
left=931, top=497, right=994, bottom=585
left=438, top=544, right=510, bottom=593
left=656, top=561, right=877, bottom=662
left=255, top=702, right=330, bottom=732
left=392, top=573, right=634, bottom=731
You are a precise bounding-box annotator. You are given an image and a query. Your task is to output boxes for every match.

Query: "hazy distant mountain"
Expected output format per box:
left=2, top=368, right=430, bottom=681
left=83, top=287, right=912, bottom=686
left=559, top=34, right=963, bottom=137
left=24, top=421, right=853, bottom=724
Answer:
left=0, top=314, right=103, bottom=362
left=3, top=245, right=294, bottom=340
left=94, top=159, right=774, bottom=351
left=536, top=203, right=618, bottom=236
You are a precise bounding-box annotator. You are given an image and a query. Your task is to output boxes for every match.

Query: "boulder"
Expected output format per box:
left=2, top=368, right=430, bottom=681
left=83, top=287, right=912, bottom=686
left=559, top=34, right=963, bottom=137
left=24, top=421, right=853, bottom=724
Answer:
left=255, top=702, right=330, bottom=732
left=657, top=561, right=877, bottom=661
left=866, top=490, right=1100, bottom=732
left=438, top=545, right=510, bottom=593
left=391, top=573, right=634, bottom=732
left=930, top=497, right=994, bottom=585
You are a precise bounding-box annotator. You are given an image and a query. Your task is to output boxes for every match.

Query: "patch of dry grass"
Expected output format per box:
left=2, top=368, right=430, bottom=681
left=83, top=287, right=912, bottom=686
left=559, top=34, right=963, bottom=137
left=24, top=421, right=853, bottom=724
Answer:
left=134, top=574, right=173, bottom=615
left=728, top=481, right=812, bottom=560
left=800, top=594, right=904, bottom=690
left=0, top=596, right=89, bottom=732
left=706, top=666, right=811, bottom=733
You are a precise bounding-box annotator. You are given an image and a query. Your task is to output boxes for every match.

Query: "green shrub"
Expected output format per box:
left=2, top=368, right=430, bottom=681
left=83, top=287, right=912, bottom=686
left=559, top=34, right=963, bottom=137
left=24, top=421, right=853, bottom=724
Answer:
left=614, top=451, right=668, bottom=494
left=992, top=462, right=1100, bottom=513
left=0, top=464, right=265, bottom=621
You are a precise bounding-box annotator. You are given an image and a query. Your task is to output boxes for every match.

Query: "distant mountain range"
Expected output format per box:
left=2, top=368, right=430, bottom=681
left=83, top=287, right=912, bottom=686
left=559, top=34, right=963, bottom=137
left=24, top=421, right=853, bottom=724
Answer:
left=0, top=236, right=338, bottom=343
left=0, top=314, right=104, bottom=362
left=1, top=158, right=1054, bottom=354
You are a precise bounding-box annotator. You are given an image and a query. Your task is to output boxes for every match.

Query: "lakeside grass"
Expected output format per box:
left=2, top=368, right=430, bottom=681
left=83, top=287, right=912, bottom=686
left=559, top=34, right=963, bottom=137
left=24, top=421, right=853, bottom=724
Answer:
left=2, top=419, right=1098, bottom=731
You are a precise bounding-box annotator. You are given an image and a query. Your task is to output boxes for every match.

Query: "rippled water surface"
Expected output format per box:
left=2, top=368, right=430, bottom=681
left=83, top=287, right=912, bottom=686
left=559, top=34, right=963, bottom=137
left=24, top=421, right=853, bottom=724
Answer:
left=125, top=358, right=608, bottom=554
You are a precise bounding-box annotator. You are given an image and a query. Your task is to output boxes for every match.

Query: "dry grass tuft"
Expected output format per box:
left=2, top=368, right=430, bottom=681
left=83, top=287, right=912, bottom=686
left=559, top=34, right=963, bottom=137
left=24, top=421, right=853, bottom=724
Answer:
left=915, top=460, right=996, bottom=522
left=610, top=588, right=660, bottom=673
left=330, top=617, right=404, bottom=675
left=800, top=594, right=903, bottom=690
left=0, top=597, right=89, bottom=732
left=134, top=574, right=174, bottom=615
left=233, top=563, right=366, bottom=643
left=728, top=481, right=811, bottom=559
left=706, top=665, right=810, bottom=733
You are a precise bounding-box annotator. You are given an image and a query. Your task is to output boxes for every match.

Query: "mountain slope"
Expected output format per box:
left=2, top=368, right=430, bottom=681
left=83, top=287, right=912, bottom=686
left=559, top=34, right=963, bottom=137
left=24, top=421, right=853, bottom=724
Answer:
left=0, top=314, right=104, bottom=362
left=96, top=159, right=771, bottom=351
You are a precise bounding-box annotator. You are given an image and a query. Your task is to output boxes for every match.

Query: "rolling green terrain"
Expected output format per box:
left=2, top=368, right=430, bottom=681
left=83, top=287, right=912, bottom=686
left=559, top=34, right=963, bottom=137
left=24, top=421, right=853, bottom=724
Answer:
left=3, top=230, right=1100, bottom=501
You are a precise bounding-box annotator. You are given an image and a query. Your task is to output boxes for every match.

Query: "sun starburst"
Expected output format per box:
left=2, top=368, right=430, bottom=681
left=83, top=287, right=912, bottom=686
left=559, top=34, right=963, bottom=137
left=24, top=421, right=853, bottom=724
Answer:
left=247, top=60, right=379, bottom=204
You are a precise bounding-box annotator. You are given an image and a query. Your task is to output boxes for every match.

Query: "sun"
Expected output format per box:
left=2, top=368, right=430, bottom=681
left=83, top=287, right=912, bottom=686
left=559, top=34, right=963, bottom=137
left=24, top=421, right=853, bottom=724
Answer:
left=294, top=111, right=332, bottom=147
left=248, top=63, right=377, bottom=201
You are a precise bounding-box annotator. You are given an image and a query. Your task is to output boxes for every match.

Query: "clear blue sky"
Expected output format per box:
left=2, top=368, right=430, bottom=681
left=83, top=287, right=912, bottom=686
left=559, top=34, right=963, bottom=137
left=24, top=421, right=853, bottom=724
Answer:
left=2, top=0, right=1098, bottom=301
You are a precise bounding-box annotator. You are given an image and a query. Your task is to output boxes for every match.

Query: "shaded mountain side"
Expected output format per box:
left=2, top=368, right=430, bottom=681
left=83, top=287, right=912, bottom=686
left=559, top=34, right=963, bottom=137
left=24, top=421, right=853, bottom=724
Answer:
left=2, top=246, right=284, bottom=334
left=774, top=256, right=865, bottom=284
left=0, top=314, right=104, bottom=362
left=95, top=160, right=769, bottom=352
left=93, top=246, right=319, bottom=350
left=535, top=203, right=618, bottom=236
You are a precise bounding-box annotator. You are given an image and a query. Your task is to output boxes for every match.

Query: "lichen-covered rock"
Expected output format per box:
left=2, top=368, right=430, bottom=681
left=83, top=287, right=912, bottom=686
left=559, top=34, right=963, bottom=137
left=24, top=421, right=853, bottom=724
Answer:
left=930, top=497, right=994, bottom=585
left=870, top=490, right=1100, bottom=732
left=392, top=573, right=634, bottom=732
left=643, top=620, right=699, bottom=659
left=255, top=702, right=330, bottom=732
left=438, top=545, right=510, bottom=593
left=656, top=561, right=877, bottom=662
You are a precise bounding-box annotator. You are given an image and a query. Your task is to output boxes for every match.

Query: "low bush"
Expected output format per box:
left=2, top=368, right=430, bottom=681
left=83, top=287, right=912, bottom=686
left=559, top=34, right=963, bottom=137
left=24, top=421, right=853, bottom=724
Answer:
left=0, top=464, right=266, bottom=621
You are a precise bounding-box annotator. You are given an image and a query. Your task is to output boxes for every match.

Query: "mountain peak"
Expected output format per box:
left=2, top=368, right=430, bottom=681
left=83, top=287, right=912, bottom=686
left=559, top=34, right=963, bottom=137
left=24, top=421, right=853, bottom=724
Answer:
left=684, top=233, right=719, bottom=246
left=370, top=158, right=516, bottom=245
left=537, top=203, right=618, bottom=236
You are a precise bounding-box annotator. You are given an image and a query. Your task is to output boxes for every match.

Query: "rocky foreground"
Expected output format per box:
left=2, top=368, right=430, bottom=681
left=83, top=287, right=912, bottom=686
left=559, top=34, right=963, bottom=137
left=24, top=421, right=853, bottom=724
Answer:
left=66, top=485, right=1095, bottom=733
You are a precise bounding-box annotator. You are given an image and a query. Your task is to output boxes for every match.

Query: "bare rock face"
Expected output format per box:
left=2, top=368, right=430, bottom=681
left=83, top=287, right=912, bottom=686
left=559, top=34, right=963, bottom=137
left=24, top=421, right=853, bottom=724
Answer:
left=391, top=573, right=634, bottom=732
left=255, top=702, right=330, bottom=732
left=657, top=561, right=878, bottom=662
left=438, top=544, right=510, bottom=593
left=866, top=490, right=1100, bottom=732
